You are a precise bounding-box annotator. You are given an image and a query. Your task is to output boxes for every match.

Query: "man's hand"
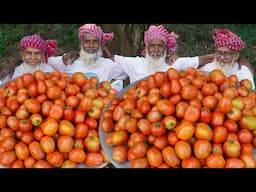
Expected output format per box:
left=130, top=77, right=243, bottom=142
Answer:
left=0, top=58, right=21, bottom=80
left=166, top=52, right=178, bottom=65
left=62, top=51, right=79, bottom=65
left=102, top=44, right=114, bottom=61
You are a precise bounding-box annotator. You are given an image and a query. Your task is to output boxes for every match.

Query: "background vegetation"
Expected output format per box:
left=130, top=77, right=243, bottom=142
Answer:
left=0, top=24, right=256, bottom=71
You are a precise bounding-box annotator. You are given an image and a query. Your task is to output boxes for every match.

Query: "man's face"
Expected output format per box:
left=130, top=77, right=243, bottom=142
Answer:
left=147, top=39, right=167, bottom=59
left=20, top=47, right=44, bottom=66
left=214, top=47, right=239, bottom=66
left=80, top=33, right=101, bottom=54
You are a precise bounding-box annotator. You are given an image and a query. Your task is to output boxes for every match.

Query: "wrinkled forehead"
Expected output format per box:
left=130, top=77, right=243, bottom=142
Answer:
left=22, top=47, right=42, bottom=53
left=81, top=33, right=100, bottom=41
left=215, top=47, right=232, bottom=52
left=148, top=39, right=166, bottom=47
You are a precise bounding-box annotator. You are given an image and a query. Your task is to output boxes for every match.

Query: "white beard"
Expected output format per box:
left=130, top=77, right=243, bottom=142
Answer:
left=145, top=50, right=166, bottom=74
left=79, top=46, right=103, bottom=65
left=212, top=58, right=236, bottom=75
left=23, top=63, right=40, bottom=73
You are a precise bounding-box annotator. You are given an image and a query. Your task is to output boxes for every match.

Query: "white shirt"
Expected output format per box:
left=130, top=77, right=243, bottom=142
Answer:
left=199, top=62, right=255, bottom=89
left=47, top=56, right=126, bottom=82
left=114, top=55, right=199, bottom=83
left=0, top=62, right=54, bottom=85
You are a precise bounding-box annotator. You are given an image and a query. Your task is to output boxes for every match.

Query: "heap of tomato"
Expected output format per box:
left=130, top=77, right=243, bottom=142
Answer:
left=0, top=70, right=115, bottom=168
left=101, top=68, right=256, bottom=168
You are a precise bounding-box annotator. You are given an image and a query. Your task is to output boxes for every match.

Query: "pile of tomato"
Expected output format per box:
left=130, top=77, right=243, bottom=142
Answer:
left=0, top=70, right=114, bottom=168
left=101, top=67, right=256, bottom=168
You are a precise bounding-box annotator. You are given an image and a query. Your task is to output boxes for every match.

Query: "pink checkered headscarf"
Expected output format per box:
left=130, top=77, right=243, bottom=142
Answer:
left=20, top=34, right=57, bottom=63
left=213, top=29, right=246, bottom=51
left=144, top=25, right=179, bottom=53
left=78, top=24, right=114, bottom=44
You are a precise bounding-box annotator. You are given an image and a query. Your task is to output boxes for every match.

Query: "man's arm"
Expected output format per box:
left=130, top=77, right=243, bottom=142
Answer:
left=198, top=54, right=214, bottom=67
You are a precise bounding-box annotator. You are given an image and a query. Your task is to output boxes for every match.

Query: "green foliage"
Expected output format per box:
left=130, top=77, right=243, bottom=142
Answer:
left=0, top=24, right=256, bottom=73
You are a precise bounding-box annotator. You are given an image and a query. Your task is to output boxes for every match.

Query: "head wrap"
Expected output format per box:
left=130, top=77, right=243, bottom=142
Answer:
left=78, top=24, right=114, bottom=44
left=20, top=34, right=57, bottom=63
left=144, top=25, right=179, bottom=52
left=213, top=29, right=246, bottom=51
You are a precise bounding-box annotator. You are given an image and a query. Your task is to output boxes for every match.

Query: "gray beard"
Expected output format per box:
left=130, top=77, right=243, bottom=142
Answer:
left=23, top=63, right=40, bottom=73
left=79, top=47, right=103, bottom=65
left=212, top=58, right=236, bottom=75
left=145, top=50, right=166, bottom=74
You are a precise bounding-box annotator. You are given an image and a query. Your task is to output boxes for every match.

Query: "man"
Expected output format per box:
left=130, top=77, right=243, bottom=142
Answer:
left=199, top=29, right=255, bottom=89
left=47, top=24, right=126, bottom=82
left=0, top=34, right=56, bottom=84
left=113, top=25, right=215, bottom=83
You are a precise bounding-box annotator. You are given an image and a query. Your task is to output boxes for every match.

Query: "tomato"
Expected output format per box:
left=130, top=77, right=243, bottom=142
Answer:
left=85, top=117, right=98, bottom=130
left=226, top=108, right=242, bottom=121
left=1, top=128, right=14, bottom=137
left=161, top=146, right=180, bottom=168
left=18, top=119, right=33, bottom=132
left=130, top=157, right=149, bottom=168
left=205, top=153, right=225, bottom=168
left=137, top=99, right=152, bottom=115
left=241, top=143, right=254, bottom=155
left=85, top=152, right=104, bottom=167
left=24, top=98, right=41, bottom=114
left=46, top=85, right=63, bottom=100
left=194, top=122, right=213, bottom=140
left=240, top=154, right=256, bottom=168
left=88, top=106, right=101, bottom=120
left=237, top=129, right=253, bottom=144
left=33, top=128, right=44, bottom=141
left=0, top=136, right=15, bottom=152
left=46, top=151, right=64, bottom=167
left=211, top=111, right=224, bottom=127
left=174, top=140, right=191, bottom=160
left=181, top=84, right=198, bottom=100
left=175, top=120, right=195, bottom=140
left=57, top=135, right=74, bottom=153
left=61, top=160, right=77, bottom=168
left=150, top=122, right=166, bottom=137
left=40, top=136, right=56, bottom=153
left=21, top=132, right=34, bottom=144
left=147, top=110, right=162, bottom=123
left=193, top=140, right=212, bottom=159
left=199, top=107, right=211, bottom=123
left=0, top=115, right=7, bottom=129
left=24, top=156, right=36, bottom=168
left=223, top=140, right=241, bottom=158
left=232, top=97, right=245, bottom=110
left=175, top=101, right=188, bottom=119
left=223, top=119, right=238, bottom=133
left=62, top=106, right=74, bottom=121
left=15, top=142, right=29, bottom=160
left=84, top=136, right=100, bottom=152
left=159, top=82, right=172, bottom=98
left=6, top=97, right=19, bottom=112
left=34, top=70, right=46, bottom=81
left=201, top=83, right=216, bottom=96
left=145, top=146, right=162, bottom=168
left=15, top=108, right=29, bottom=120
left=212, top=126, right=228, bottom=143
left=30, top=113, right=43, bottom=126
left=68, top=148, right=86, bottom=163
left=156, top=99, right=175, bottom=116
left=58, top=120, right=75, bottom=136
left=209, top=69, right=226, bottom=86
left=167, top=68, right=180, bottom=80
left=0, top=151, right=16, bottom=167
left=27, top=82, right=38, bottom=97
left=184, top=104, right=200, bottom=123
left=224, top=158, right=245, bottom=168
left=239, top=115, right=256, bottom=130
left=163, top=116, right=177, bottom=130
left=111, top=145, right=127, bottom=163
left=28, top=141, right=45, bottom=160
left=40, top=118, right=58, bottom=136
left=71, top=72, right=87, bottom=87
left=110, top=130, right=129, bottom=146
left=240, top=79, right=253, bottom=91
left=181, top=157, right=201, bottom=168
left=33, top=160, right=52, bottom=168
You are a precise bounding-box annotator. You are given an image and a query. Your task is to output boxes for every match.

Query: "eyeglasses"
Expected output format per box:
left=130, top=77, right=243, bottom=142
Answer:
left=215, top=50, right=234, bottom=57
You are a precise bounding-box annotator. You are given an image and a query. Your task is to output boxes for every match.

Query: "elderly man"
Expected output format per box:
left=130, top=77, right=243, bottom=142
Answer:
left=199, top=29, right=255, bottom=89
left=47, top=24, right=126, bottom=82
left=112, top=25, right=214, bottom=83
left=0, top=34, right=56, bottom=84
